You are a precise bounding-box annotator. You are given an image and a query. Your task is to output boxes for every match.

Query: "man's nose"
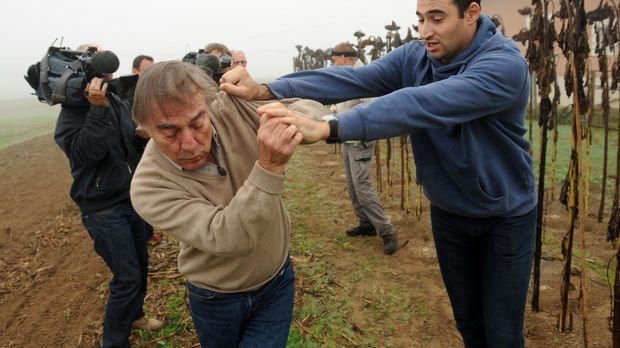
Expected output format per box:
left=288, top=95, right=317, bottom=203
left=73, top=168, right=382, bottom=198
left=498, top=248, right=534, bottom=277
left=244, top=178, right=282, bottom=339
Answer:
left=419, top=23, right=434, bottom=40
left=179, top=130, right=197, bottom=151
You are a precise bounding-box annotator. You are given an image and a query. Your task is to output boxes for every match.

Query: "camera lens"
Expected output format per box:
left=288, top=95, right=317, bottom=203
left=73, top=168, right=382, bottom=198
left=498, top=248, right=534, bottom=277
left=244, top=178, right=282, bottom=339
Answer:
left=219, top=54, right=232, bottom=68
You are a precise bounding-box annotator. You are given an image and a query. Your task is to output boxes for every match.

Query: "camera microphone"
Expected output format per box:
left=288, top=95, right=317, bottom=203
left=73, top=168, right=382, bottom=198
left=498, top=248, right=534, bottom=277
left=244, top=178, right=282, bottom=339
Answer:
left=216, top=165, right=227, bottom=176
left=90, top=50, right=120, bottom=75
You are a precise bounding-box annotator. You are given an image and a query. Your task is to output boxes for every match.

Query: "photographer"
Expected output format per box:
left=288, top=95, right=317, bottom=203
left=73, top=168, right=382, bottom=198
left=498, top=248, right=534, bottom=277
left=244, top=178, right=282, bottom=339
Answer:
left=53, top=44, right=162, bottom=348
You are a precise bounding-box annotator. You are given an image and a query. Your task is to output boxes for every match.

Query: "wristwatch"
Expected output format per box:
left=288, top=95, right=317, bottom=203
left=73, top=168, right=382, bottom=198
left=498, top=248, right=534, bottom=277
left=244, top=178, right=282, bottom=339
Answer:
left=326, top=118, right=341, bottom=144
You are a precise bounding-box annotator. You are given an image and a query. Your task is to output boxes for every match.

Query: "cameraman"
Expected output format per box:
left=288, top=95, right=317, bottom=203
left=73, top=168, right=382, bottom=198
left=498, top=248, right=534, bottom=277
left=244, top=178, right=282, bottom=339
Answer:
left=53, top=44, right=162, bottom=348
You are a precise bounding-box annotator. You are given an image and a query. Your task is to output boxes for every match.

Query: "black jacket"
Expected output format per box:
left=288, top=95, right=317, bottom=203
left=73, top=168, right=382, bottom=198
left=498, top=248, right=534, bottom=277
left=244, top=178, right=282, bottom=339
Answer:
left=54, top=94, right=142, bottom=211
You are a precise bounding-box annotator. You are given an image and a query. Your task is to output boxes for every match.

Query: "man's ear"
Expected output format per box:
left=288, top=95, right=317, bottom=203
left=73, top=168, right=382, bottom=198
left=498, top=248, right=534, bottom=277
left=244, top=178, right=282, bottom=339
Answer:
left=466, top=2, right=481, bottom=24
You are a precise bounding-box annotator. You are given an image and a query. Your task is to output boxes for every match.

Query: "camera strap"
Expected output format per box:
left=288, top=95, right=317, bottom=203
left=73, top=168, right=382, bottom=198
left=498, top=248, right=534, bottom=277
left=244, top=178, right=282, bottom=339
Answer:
left=51, top=59, right=83, bottom=104
left=39, top=48, right=83, bottom=105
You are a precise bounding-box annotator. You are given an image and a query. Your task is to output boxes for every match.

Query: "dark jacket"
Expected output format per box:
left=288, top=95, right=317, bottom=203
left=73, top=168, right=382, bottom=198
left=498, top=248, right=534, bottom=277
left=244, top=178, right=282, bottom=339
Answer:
left=54, top=94, right=142, bottom=211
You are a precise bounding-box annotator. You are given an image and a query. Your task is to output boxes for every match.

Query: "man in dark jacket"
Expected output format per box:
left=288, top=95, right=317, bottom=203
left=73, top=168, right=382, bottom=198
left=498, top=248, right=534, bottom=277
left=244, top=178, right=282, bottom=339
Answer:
left=54, top=45, right=162, bottom=348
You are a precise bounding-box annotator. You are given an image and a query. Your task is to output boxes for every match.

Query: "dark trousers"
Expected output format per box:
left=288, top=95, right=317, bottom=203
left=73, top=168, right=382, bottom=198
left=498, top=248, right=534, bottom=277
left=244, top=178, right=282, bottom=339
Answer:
left=81, top=199, right=149, bottom=348
left=187, top=259, right=295, bottom=348
left=430, top=205, right=536, bottom=348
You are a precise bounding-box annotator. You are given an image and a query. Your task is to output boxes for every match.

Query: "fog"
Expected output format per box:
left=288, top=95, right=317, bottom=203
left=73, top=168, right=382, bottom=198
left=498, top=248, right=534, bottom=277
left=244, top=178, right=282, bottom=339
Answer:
left=0, top=0, right=418, bottom=102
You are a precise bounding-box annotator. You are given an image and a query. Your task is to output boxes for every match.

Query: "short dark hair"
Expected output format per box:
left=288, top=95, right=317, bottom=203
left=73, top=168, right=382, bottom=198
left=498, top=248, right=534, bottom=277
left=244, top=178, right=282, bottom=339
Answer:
left=132, top=55, right=154, bottom=70
left=453, top=0, right=480, bottom=17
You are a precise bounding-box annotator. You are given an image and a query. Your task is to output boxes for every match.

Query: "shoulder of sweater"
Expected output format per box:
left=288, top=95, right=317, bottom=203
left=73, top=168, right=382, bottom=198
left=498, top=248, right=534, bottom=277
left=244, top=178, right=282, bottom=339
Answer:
left=209, top=92, right=261, bottom=120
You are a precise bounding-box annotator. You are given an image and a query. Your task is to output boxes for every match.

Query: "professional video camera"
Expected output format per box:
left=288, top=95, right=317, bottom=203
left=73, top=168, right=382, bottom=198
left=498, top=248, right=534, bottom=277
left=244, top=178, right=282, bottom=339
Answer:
left=183, top=49, right=232, bottom=70
left=182, top=49, right=222, bottom=79
left=25, top=45, right=137, bottom=106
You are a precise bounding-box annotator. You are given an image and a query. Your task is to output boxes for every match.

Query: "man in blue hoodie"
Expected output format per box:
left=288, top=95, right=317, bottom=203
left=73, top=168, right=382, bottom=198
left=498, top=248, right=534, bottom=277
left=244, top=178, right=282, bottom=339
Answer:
left=221, top=1, right=536, bottom=347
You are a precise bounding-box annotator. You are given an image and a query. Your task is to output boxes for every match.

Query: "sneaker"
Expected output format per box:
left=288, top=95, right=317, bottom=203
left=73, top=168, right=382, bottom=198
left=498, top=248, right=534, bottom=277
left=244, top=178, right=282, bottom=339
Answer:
left=132, top=316, right=164, bottom=331
left=381, top=233, right=398, bottom=255
left=346, top=223, right=377, bottom=237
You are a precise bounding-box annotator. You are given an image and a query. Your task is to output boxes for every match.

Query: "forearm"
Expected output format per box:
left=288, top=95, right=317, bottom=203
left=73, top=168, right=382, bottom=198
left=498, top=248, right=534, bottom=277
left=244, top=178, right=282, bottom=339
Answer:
left=267, top=64, right=396, bottom=104
left=256, top=84, right=275, bottom=100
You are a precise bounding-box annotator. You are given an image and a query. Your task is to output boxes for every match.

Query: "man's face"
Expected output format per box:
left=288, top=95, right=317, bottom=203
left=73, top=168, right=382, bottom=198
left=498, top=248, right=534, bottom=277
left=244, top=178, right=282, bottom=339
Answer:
left=133, top=59, right=153, bottom=75
left=148, top=92, right=214, bottom=171
left=331, top=55, right=348, bottom=67
left=209, top=49, right=225, bottom=57
left=416, top=0, right=479, bottom=64
left=232, top=52, right=247, bottom=67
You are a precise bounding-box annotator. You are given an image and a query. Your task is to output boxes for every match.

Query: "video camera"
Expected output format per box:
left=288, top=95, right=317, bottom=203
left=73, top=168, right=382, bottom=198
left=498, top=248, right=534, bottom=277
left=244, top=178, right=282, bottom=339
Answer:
left=218, top=54, right=232, bottom=69
left=25, top=46, right=138, bottom=106
left=181, top=49, right=232, bottom=81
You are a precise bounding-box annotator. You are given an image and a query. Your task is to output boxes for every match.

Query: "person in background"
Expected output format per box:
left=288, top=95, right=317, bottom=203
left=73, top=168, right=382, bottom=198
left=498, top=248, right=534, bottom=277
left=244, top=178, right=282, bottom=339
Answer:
left=329, top=42, right=398, bottom=255
left=220, top=1, right=537, bottom=346
left=132, top=55, right=154, bottom=75
left=232, top=50, right=247, bottom=68
left=130, top=60, right=329, bottom=347
left=55, top=43, right=162, bottom=348
left=204, top=42, right=231, bottom=58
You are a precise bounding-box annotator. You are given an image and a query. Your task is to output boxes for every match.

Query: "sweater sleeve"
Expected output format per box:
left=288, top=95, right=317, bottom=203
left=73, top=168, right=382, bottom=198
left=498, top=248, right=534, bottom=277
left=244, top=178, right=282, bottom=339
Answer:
left=268, top=48, right=406, bottom=105
left=270, top=48, right=528, bottom=141
left=338, top=51, right=530, bottom=141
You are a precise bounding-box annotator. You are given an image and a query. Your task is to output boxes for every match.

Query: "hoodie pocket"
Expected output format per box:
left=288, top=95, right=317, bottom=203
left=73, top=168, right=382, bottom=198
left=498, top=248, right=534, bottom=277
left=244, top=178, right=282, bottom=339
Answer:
left=458, top=174, right=504, bottom=204
left=417, top=162, right=505, bottom=212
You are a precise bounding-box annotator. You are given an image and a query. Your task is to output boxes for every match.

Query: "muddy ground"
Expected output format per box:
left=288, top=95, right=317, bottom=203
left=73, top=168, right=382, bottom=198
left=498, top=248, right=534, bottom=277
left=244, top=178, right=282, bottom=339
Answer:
left=0, top=134, right=616, bottom=347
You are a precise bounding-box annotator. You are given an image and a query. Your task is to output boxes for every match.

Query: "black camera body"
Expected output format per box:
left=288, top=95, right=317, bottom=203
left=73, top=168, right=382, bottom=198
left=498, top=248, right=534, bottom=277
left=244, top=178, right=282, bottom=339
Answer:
left=181, top=49, right=205, bottom=65
left=25, top=46, right=123, bottom=106
left=218, top=54, right=232, bottom=69
left=180, top=48, right=233, bottom=85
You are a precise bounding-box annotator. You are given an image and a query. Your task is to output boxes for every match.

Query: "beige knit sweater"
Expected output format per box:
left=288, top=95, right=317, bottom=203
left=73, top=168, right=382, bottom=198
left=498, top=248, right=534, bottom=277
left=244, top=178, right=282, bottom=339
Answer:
left=130, top=92, right=329, bottom=292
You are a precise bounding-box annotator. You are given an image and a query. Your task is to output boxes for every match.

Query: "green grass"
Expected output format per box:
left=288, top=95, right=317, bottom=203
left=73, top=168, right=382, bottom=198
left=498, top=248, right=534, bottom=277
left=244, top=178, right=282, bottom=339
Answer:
left=133, top=287, right=194, bottom=347
left=283, top=151, right=430, bottom=347
left=0, top=99, right=58, bottom=148
left=526, top=118, right=619, bottom=189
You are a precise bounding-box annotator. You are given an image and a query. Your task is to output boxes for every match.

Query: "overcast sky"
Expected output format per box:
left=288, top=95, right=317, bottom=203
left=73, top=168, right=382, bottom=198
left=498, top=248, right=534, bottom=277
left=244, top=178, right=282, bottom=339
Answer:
left=1, top=0, right=418, bottom=101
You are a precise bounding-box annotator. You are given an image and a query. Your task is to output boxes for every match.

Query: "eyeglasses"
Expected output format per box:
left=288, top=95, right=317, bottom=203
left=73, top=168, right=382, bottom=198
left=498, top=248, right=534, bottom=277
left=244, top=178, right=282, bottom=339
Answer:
left=233, top=60, right=247, bottom=65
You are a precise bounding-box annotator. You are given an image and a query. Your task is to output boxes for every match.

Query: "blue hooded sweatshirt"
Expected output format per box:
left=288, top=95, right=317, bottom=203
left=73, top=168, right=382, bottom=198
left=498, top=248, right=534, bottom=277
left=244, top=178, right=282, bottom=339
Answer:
left=268, top=16, right=536, bottom=218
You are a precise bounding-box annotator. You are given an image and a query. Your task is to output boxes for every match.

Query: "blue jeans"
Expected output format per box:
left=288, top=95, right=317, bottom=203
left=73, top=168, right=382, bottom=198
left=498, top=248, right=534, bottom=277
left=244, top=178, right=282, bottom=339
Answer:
left=187, top=259, right=295, bottom=348
left=430, top=205, right=536, bottom=348
left=81, top=199, right=149, bottom=348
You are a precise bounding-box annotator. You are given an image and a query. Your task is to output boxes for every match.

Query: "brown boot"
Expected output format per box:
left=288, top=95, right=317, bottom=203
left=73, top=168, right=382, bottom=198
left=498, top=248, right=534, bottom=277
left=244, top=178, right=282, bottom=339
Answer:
left=133, top=316, right=164, bottom=331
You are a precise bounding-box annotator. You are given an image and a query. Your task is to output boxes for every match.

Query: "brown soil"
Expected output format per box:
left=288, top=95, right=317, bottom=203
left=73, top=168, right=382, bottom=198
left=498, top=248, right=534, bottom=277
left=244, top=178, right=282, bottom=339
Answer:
left=0, top=135, right=616, bottom=347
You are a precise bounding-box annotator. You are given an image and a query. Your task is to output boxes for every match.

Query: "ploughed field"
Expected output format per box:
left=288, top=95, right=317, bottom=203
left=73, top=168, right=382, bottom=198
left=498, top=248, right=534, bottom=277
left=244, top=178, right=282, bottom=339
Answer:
left=0, top=134, right=615, bottom=347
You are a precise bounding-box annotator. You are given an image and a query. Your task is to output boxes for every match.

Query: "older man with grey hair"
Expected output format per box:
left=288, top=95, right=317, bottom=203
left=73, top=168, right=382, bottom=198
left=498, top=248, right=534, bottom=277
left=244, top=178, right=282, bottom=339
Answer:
left=130, top=60, right=328, bottom=347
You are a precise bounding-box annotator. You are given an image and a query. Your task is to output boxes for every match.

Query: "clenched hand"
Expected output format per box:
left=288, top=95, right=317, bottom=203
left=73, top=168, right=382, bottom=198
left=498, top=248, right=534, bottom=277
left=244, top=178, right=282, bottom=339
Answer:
left=257, top=103, right=330, bottom=145
left=257, top=108, right=304, bottom=174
